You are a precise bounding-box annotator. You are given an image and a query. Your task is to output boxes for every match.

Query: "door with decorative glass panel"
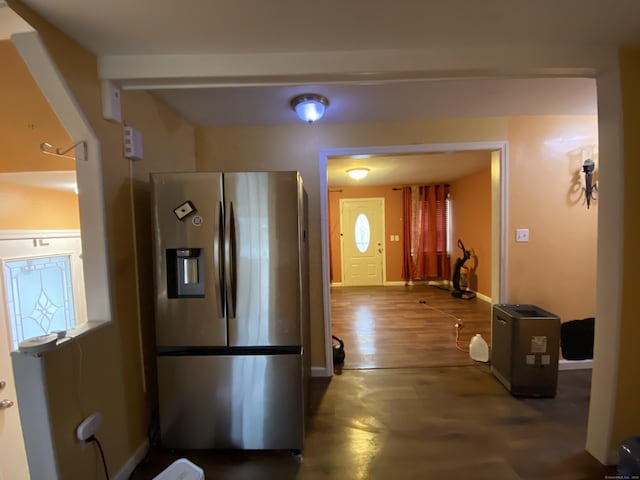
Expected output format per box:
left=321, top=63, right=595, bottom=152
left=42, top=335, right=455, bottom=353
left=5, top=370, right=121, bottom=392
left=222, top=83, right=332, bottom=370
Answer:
left=0, top=231, right=86, bottom=480
left=340, top=198, right=385, bottom=286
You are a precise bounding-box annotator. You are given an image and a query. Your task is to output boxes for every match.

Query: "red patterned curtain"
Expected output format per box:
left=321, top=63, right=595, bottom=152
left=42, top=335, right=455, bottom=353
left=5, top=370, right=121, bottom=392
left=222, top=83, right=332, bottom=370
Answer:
left=402, top=184, right=450, bottom=281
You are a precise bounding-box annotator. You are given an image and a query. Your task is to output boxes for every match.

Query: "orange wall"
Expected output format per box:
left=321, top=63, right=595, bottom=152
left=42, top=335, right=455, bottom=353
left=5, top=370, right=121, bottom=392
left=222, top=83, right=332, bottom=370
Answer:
left=0, top=40, right=72, bottom=173
left=449, top=165, right=492, bottom=297
left=0, top=183, right=80, bottom=229
left=329, top=186, right=404, bottom=282
left=0, top=39, right=79, bottom=231
left=507, top=116, right=598, bottom=322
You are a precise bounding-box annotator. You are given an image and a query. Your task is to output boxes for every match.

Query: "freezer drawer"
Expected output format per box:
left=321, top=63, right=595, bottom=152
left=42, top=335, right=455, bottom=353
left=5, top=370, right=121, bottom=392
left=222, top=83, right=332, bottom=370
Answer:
left=157, top=354, right=304, bottom=450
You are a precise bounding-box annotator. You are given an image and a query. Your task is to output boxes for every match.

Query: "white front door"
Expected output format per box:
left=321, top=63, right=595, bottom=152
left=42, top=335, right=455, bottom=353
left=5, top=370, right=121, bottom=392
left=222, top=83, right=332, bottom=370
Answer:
left=341, top=198, right=385, bottom=286
left=0, top=231, right=85, bottom=480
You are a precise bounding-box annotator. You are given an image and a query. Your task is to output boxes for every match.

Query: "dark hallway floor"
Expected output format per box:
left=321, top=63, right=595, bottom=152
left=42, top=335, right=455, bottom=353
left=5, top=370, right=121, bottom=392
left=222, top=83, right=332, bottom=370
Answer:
left=130, top=367, right=613, bottom=480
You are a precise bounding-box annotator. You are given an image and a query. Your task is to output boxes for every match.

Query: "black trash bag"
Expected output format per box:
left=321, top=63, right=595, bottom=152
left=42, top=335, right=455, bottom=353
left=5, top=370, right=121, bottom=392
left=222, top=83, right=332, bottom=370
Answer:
left=561, top=317, right=595, bottom=360
left=332, top=335, right=345, bottom=364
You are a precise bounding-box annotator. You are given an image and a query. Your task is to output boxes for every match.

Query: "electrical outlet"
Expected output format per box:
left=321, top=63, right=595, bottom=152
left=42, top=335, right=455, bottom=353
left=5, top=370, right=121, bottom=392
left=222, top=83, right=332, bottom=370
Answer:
left=515, top=228, right=529, bottom=243
left=76, top=412, right=102, bottom=442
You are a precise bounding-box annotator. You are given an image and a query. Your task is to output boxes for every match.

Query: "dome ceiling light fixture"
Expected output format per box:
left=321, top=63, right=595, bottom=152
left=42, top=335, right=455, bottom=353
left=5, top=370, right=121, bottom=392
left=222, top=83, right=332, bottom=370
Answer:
left=290, top=94, right=329, bottom=123
left=347, top=168, right=370, bottom=180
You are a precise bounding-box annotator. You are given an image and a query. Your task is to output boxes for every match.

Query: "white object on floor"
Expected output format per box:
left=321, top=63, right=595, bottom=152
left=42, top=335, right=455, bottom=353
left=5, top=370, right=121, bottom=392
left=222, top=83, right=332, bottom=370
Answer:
left=152, top=458, right=204, bottom=480
left=469, top=333, right=490, bottom=362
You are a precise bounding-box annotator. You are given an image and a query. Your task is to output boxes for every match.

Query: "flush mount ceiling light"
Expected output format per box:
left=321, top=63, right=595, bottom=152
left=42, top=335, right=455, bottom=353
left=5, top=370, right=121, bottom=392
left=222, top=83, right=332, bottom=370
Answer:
left=290, top=94, right=329, bottom=123
left=347, top=168, right=370, bottom=180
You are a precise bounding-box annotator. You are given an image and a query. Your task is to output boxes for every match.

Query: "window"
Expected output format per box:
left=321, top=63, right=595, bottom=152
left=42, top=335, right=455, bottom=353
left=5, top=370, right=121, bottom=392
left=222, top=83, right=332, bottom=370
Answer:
left=0, top=233, right=87, bottom=351
left=4, top=255, right=77, bottom=350
left=354, top=213, right=370, bottom=253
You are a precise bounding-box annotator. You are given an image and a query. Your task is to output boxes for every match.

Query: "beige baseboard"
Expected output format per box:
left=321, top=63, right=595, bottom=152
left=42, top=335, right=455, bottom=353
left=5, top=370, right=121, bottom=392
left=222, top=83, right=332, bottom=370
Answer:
left=475, top=292, right=492, bottom=303
left=558, top=359, right=593, bottom=371
left=113, top=438, right=149, bottom=480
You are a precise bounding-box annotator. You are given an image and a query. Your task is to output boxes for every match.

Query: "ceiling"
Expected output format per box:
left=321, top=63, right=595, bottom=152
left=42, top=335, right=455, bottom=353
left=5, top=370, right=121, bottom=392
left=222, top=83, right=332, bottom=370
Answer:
left=327, top=151, right=492, bottom=188
left=2, top=2, right=615, bottom=185
left=14, top=1, right=640, bottom=56
left=2, top=2, right=606, bottom=128
left=154, top=77, right=597, bottom=128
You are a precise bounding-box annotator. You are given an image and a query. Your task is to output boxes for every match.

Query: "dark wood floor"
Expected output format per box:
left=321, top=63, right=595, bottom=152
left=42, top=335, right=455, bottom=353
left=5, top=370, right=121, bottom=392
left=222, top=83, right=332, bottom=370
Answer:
left=330, top=285, right=492, bottom=369
left=130, top=368, right=613, bottom=479
left=129, top=286, right=612, bottom=479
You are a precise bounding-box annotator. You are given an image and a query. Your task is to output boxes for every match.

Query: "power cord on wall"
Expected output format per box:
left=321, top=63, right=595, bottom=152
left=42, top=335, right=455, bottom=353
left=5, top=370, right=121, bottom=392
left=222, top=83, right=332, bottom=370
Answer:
left=88, top=435, right=110, bottom=480
left=129, top=158, right=147, bottom=394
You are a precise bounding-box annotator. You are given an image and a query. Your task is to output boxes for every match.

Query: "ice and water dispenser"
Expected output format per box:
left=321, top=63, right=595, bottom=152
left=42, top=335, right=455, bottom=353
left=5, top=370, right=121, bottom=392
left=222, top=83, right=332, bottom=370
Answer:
left=166, top=248, right=205, bottom=298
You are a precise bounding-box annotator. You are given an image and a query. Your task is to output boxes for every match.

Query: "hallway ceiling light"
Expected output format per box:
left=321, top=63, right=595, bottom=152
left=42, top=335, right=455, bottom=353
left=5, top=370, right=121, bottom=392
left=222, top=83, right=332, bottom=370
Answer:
left=290, top=94, right=329, bottom=123
left=347, top=168, right=370, bottom=180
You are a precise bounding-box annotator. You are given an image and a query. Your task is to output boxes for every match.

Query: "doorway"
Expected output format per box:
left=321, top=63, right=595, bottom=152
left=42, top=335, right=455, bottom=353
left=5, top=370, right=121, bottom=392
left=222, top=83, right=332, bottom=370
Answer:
left=323, top=144, right=506, bottom=371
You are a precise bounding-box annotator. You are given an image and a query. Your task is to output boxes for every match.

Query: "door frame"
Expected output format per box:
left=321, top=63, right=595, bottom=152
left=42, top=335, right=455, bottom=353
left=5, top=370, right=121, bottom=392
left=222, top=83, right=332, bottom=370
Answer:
left=319, top=141, right=508, bottom=376
left=339, top=197, right=386, bottom=286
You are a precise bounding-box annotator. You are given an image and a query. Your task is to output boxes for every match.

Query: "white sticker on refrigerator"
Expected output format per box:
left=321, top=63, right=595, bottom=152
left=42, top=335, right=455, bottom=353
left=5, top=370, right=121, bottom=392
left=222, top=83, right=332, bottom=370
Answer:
left=174, top=200, right=196, bottom=220
left=531, top=336, right=547, bottom=353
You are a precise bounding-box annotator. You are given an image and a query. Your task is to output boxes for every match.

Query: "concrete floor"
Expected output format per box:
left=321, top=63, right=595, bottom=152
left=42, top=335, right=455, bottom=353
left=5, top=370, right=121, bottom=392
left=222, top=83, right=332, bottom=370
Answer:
left=130, top=367, right=613, bottom=479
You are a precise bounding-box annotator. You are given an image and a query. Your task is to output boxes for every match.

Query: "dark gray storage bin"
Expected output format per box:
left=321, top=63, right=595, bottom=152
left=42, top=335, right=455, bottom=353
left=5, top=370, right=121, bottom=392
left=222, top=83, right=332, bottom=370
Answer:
left=491, top=304, right=560, bottom=397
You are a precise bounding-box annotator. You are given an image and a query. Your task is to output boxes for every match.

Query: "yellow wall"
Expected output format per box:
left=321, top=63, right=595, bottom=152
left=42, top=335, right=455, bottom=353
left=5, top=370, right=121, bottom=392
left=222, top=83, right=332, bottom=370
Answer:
left=7, top=2, right=196, bottom=478
left=612, top=48, right=640, bottom=453
left=449, top=165, right=492, bottom=297
left=329, top=186, right=404, bottom=283
left=507, top=116, right=598, bottom=322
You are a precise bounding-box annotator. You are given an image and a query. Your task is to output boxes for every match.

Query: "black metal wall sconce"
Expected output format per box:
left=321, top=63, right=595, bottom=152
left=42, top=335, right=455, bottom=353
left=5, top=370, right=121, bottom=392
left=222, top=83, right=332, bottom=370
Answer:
left=582, top=157, right=597, bottom=209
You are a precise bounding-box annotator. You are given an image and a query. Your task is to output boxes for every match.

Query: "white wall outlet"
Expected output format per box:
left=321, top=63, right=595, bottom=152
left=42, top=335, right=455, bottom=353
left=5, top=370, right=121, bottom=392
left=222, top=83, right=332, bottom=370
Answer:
left=101, top=80, right=121, bottom=123
left=123, top=126, right=143, bottom=160
left=76, top=412, right=102, bottom=442
left=515, top=228, right=529, bottom=243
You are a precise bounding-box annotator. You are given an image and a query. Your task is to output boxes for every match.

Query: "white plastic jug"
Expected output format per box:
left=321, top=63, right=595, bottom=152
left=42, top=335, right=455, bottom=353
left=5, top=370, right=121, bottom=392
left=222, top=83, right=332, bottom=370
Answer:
left=469, top=333, right=489, bottom=362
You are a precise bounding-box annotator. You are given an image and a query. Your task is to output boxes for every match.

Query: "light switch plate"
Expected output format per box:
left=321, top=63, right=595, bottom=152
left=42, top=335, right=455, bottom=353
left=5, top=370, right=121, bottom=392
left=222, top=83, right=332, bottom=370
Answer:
left=516, top=228, right=529, bottom=242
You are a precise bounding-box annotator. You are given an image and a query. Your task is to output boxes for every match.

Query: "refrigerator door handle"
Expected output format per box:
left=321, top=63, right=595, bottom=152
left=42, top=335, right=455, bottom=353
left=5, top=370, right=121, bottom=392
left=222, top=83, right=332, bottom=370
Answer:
left=213, top=201, right=225, bottom=319
left=225, top=201, right=237, bottom=318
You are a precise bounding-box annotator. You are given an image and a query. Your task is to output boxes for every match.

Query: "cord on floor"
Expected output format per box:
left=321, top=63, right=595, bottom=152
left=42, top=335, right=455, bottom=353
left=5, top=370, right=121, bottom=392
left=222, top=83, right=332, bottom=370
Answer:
left=418, top=299, right=492, bottom=362
left=419, top=299, right=469, bottom=352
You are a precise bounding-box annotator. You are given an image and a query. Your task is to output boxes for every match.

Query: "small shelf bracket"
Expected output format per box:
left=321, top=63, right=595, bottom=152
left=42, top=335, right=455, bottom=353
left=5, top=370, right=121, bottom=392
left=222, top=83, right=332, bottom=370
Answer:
left=40, top=141, right=87, bottom=161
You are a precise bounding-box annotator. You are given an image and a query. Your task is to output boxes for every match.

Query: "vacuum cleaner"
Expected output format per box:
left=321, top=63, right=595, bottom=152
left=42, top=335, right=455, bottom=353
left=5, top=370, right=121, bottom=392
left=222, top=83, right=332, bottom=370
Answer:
left=451, top=239, right=476, bottom=300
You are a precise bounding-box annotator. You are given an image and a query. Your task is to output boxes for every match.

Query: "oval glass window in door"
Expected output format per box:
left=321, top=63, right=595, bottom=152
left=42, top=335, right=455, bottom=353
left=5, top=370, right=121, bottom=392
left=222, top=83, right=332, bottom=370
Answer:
left=354, top=213, right=371, bottom=253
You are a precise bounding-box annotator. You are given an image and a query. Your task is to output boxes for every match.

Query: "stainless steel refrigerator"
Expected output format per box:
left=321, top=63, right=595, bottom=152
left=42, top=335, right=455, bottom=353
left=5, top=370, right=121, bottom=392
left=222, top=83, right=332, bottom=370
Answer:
left=151, top=171, right=310, bottom=451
